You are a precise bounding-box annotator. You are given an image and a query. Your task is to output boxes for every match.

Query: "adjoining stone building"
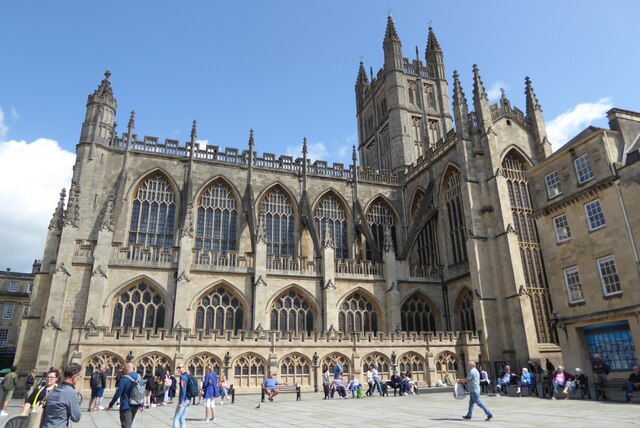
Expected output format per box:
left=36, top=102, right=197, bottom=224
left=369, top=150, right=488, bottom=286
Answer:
left=0, top=266, right=36, bottom=368
left=528, top=108, right=640, bottom=380
left=16, top=16, right=563, bottom=393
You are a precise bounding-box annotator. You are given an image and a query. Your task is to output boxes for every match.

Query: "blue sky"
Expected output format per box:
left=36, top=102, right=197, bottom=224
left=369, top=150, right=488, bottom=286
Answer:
left=1, top=0, right=639, bottom=271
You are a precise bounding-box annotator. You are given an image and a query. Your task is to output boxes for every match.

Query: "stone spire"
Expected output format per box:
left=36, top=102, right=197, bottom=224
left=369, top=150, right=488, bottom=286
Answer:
left=190, top=120, right=197, bottom=160
left=452, top=70, right=470, bottom=138
left=383, top=15, right=403, bottom=71
left=525, top=76, right=551, bottom=159
left=426, top=27, right=445, bottom=79
left=81, top=70, right=117, bottom=147
left=472, top=64, right=492, bottom=132
left=247, top=129, right=255, bottom=183
left=356, top=61, right=370, bottom=111
left=48, top=188, right=66, bottom=231
left=356, top=61, right=369, bottom=86
left=93, top=70, right=114, bottom=98
left=123, top=110, right=135, bottom=168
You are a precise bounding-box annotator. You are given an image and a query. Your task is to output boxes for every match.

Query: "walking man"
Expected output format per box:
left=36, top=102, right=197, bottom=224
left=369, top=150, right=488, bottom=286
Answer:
left=88, top=364, right=108, bottom=411
left=41, top=363, right=82, bottom=428
left=0, top=366, right=18, bottom=417
left=459, top=361, right=493, bottom=421
left=172, top=362, right=190, bottom=428
left=107, top=362, right=144, bottom=428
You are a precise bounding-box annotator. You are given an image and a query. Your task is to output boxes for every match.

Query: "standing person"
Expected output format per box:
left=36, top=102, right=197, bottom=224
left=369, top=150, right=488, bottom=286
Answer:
left=202, top=365, right=219, bottom=422
left=592, top=353, right=610, bottom=396
left=168, top=370, right=177, bottom=404
left=21, top=368, right=60, bottom=428
left=144, top=370, right=156, bottom=408
left=163, top=369, right=172, bottom=405
left=459, top=361, right=493, bottom=421
left=24, top=369, right=38, bottom=404
left=41, top=363, right=82, bottom=428
left=371, top=364, right=383, bottom=396
left=1, top=365, right=18, bottom=416
left=88, top=364, right=108, bottom=412
left=333, top=357, right=343, bottom=380
left=365, top=366, right=374, bottom=396
left=107, top=362, right=144, bottom=428
left=172, top=363, right=190, bottom=428
left=322, top=366, right=331, bottom=399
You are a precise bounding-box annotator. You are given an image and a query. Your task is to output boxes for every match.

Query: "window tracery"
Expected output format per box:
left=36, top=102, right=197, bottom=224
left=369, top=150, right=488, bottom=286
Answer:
left=279, top=353, right=312, bottom=386
left=233, top=353, right=266, bottom=388
left=261, top=188, right=295, bottom=258
left=270, top=289, right=314, bottom=334
left=401, top=293, right=438, bottom=333
left=365, top=199, right=396, bottom=261
left=128, top=173, right=176, bottom=250
left=195, top=286, right=244, bottom=333
left=111, top=283, right=165, bottom=333
left=338, top=292, right=378, bottom=334
left=444, top=169, right=467, bottom=264
left=196, top=180, right=237, bottom=255
left=314, top=194, right=348, bottom=259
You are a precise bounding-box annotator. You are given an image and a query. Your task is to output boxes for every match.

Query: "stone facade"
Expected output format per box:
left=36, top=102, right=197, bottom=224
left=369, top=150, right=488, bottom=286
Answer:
left=16, top=17, right=565, bottom=393
left=528, top=108, right=640, bottom=380
left=0, top=266, right=36, bottom=368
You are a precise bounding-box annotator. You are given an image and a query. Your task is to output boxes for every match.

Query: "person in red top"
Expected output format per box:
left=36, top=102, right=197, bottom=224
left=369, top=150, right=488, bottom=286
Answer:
left=551, top=366, right=575, bottom=399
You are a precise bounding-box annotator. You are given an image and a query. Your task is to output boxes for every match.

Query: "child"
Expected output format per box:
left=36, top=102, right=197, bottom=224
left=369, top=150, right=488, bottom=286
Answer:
left=347, top=374, right=361, bottom=398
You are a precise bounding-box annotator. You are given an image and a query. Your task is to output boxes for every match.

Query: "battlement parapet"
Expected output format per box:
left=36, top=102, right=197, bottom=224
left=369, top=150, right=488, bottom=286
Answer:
left=405, top=129, right=457, bottom=182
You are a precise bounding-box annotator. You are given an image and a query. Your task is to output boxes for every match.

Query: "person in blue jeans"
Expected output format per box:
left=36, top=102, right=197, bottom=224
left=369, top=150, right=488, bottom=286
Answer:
left=371, top=364, right=383, bottom=396
left=107, top=362, right=144, bottom=428
left=459, top=361, right=493, bottom=421
left=173, top=363, right=190, bottom=428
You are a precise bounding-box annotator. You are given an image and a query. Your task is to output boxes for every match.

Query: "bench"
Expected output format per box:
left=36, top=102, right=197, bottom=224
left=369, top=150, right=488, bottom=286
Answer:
left=576, top=377, right=591, bottom=399
left=595, top=378, right=627, bottom=401
left=261, top=383, right=301, bottom=402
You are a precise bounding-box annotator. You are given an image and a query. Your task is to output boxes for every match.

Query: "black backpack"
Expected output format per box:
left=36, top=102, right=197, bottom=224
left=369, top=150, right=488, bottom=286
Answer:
left=90, top=371, right=101, bottom=388
left=186, top=375, right=199, bottom=399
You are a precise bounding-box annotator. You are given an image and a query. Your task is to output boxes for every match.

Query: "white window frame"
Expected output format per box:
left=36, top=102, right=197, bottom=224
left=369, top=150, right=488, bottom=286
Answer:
left=545, top=171, right=561, bottom=199
left=574, top=154, right=594, bottom=184
left=553, top=214, right=571, bottom=243
left=0, top=330, right=7, bottom=347
left=585, top=200, right=606, bottom=231
left=3, top=303, right=15, bottom=320
left=563, top=266, right=585, bottom=304
left=597, top=255, right=622, bottom=296
left=8, top=281, right=20, bottom=292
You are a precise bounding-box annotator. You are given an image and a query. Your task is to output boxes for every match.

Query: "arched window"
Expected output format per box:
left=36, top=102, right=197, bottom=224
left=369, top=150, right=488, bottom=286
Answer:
left=503, top=152, right=555, bottom=343
left=314, top=194, right=348, bottom=259
left=135, top=353, right=172, bottom=377
left=186, top=353, right=222, bottom=377
left=279, top=353, right=312, bottom=387
left=338, top=292, right=378, bottom=334
left=270, top=289, right=314, bottom=335
left=111, top=283, right=165, bottom=333
left=128, top=173, right=176, bottom=250
left=195, top=286, right=244, bottom=333
left=320, top=353, right=351, bottom=379
left=361, top=353, right=391, bottom=379
left=196, top=180, right=237, bottom=255
left=261, top=187, right=295, bottom=258
left=365, top=199, right=396, bottom=261
left=233, top=353, right=266, bottom=388
left=401, top=294, right=438, bottom=333
left=455, top=289, right=476, bottom=331
left=444, top=169, right=467, bottom=264
left=434, top=352, right=459, bottom=383
left=83, top=352, right=123, bottom=390
left=397, top=352, right=426, bottom=383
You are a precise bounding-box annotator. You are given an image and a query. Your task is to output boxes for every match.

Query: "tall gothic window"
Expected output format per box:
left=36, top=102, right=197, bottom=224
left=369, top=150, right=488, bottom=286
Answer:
left=379, top=128, right=391, bottom=171
left=234, top=353, right=266, bottom=388
left=270, top=289, right=314, bottom=334
left=365, top=199, right=397, bottom=261
left=412, top=117, right=424, bottom=159
left=186, top=353, right=222, bottom=377
left=314, top=194, right=348, bottom=259
left=425, top=85, right=436, bottom=110
left=401, top=294, right=438, bottom=333
left=444, top=169, right=467, bottom=264
left=195, top=180, right=237, bottom=255
left=455, top=288, right=476, bottom=331
left=503, top=152, right=555, bottom=343
left=195, top=286, right=244, bottom=333
left=111, top=283, right=165, bottom=333
left=135, top=353, right=172, bottom=377
left=279, top=353, right=312, bottom=387
left=128, top=173, right=176, bottom=250
left=320, top=353, right=351, bottom=379
left=428, top=119, right=441, bottom=146
left=361, top=353, right=390, bottom=379
left=434, top=352, right=459, bottom=383
left=338, top=292, right=378, bottom=334
left=397, top=352, right=426, bottom=383
left=261, top=187, right=295, bottom=258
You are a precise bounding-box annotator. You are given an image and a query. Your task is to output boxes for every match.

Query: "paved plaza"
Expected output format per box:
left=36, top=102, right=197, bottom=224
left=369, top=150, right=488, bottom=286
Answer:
left=1, top=390, right=638, bottom=427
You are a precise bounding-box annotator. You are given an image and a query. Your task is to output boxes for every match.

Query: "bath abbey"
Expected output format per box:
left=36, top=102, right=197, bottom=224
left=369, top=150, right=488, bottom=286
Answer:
left=15, top=16, right=640, bottom=392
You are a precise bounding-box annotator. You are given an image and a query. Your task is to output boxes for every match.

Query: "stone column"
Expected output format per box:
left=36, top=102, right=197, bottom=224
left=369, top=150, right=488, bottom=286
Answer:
left=382, top=225, right=400, bottom=332
left=321, top=224, right=337, bottom=331
left=173, top=203, right=195, bottom=329
left=252, top=213, right=269, bottom=329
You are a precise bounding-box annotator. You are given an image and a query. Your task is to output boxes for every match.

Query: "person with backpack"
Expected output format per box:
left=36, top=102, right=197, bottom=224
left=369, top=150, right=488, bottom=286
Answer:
left=172, top=362, right=196, bottom=428
left=107, top=362, right=145, bottom=428
left=88, top=364, right=108, bottom=412
left=1, top=366, right=18, bottom=417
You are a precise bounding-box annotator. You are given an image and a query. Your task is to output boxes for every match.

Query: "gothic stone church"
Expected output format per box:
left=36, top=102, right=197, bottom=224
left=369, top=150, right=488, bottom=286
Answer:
left=16, top=17, right=560, bottom=392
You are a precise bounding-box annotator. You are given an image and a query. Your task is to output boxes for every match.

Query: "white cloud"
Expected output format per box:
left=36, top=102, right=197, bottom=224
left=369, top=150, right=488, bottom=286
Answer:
left=487, top=81, right=506, bottom=102
left=546, top=98, right=613, bottom=151
left=285, top=135, right=354, bottom=166
left=0, top=138, right=75, bottom=271
left=0, top=108, right=8, bottom=140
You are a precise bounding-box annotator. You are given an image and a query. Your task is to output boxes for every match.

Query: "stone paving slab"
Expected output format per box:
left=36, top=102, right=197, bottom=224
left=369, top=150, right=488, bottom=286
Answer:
left=1, top=391, right=638, bottom=427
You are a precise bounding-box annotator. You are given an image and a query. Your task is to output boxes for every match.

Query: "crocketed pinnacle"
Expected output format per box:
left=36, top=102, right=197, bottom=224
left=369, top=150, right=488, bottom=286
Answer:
left=357, top=61, right=369, bottom=85
left=384, top=15, right=399, bottom=41
left=302, top=137, right=308, bottom=157
left=472, top=64, right=488, bottom=102
left=191, top=120, right=197, bottom=140
left=426, top=26, right=442, bottom=52
left=248, top=129, right=254, bottom=149
left=93, top=70, right=113, bottom=98
left=452, top=70, right=467, bottom=107
left=48, top=188, right=67, bottom=230
left=127, top=111, right=135, bottom=131
left=525, top=76, right=542, bottom=115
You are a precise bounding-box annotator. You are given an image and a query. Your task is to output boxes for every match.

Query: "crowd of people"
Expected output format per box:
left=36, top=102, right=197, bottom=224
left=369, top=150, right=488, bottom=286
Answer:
left=1, top=354, right=638, bottom=426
